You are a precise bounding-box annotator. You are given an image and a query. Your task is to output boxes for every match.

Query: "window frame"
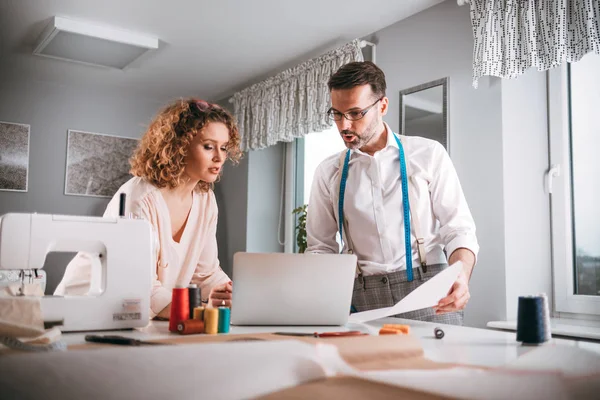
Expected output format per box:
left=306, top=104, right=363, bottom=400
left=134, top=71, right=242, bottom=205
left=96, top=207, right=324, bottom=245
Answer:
left=548, top=64, right=600, bottom=316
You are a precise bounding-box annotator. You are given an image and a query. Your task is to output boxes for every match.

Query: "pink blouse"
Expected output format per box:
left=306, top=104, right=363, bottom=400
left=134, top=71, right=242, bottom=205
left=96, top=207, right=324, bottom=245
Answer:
left=54, top=177, right=230, bottom=318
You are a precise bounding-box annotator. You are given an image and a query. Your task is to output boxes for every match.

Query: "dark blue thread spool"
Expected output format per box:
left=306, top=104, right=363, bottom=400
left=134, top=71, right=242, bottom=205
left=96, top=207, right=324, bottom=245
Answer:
left=516, top=294, right=551, bottom=345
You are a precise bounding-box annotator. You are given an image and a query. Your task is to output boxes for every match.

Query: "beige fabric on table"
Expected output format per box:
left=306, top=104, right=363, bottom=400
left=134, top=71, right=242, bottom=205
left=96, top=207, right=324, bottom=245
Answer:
left=1, top=283, right=44, bottom=297
left=0, top=293, right=45, bottom=338
left=0, top=284, right=62, bottom=346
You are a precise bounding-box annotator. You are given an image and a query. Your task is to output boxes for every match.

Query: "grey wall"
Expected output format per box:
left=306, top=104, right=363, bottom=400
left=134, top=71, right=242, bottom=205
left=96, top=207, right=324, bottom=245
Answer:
left=246, top=143, right=285, bottom=254
left=212, top=99, right=250, bottom=278
left=213, top=157, right=249, bottom=278
left=369, top=0, right=506, bottom=327
left=0, top=78, right=164, bottom=292
left=215, top=93, right=286, bottom=263
left=214, top=138, right=285, bottom=277
left=0, top=78, right=163, bottom=217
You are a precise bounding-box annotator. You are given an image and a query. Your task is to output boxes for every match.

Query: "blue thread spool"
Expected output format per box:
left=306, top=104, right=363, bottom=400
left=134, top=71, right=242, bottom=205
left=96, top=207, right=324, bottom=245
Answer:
left=218, top=307, right=230, bottom=334
left=516, top=294, right=551, bottom=345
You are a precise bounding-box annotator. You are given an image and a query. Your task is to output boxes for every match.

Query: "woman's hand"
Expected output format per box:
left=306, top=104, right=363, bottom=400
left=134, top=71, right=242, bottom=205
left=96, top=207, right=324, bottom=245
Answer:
left=208, top=281, right=232, bottom=307
left=155, top=304, right=170, bottom=320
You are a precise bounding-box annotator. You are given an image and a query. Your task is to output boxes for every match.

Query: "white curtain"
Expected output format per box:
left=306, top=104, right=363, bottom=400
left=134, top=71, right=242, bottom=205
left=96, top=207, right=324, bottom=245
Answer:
left=468, top=0, right=600, bottom=88
left=230, top=40, right=363, bottom=151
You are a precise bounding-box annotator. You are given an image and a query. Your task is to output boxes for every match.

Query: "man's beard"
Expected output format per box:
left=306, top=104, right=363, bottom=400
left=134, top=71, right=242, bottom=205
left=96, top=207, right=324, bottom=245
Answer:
left=340, top=117, right=379, bottom=151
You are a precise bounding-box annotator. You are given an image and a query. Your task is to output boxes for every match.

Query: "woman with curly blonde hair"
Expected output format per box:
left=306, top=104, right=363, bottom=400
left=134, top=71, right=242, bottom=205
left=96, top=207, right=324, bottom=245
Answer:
left=55, top=98, right=242, bottom=319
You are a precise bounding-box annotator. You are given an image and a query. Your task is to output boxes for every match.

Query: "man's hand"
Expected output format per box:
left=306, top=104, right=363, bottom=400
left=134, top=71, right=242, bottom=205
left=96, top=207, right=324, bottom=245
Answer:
left=434, top=247, right=475, bottom=314
left=209, top=281, right=233, bottom=308
left=434, top=269, right=470, bottom=314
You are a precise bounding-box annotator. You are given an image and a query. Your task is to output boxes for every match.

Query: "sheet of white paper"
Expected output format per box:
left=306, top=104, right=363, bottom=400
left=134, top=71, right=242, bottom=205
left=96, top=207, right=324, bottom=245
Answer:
left=348, top=261, right=463, bottom=323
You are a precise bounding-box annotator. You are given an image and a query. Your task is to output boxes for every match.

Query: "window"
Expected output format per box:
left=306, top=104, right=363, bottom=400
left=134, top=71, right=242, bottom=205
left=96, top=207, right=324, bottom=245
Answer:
left=301, top=125, right=346, bottom=205
left=290, top=125, right=345, bottom=253
left=549, top=52, right=600, bottom=315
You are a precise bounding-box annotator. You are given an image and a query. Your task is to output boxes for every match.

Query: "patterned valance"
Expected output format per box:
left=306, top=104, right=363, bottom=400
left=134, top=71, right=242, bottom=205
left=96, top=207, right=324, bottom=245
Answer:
left=230, top=40, right=363, bottom=151
left=467, top=0, right=600, bottom=88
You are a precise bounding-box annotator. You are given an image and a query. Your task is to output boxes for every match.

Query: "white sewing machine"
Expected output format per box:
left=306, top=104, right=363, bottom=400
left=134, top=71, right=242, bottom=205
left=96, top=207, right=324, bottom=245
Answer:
left=0, top=213, right=153, bottom=332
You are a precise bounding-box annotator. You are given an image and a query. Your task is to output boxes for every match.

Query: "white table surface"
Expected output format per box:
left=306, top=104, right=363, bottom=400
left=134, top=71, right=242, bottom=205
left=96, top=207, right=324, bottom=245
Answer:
left=62, top=317, right=600, bottom=368
left=487, top=318, right=600, bottom=341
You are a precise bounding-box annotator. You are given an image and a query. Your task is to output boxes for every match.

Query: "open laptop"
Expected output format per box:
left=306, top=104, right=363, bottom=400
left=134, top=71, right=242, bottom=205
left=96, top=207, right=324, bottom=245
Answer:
left=231, top=252, right=357, bottom=326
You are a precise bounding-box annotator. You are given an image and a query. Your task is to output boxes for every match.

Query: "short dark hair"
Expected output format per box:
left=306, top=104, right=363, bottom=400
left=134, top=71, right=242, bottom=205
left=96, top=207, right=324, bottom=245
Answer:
left=327, top=61, right=386, bottom=99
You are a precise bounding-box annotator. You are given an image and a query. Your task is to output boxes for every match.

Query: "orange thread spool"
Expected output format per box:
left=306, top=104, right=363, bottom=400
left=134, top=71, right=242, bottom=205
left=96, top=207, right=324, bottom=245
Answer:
left=177, top=320, right=205, bottom=335
left=193, top=306, right=205, bottom=321
left=169, top=287, right=190, bottom=333
left=204, top=308, right=219, bottom=334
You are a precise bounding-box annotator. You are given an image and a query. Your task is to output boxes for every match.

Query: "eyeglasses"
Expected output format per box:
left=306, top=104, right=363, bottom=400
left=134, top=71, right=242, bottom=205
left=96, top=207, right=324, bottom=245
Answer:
left=327, top=97, right=382, bottom=122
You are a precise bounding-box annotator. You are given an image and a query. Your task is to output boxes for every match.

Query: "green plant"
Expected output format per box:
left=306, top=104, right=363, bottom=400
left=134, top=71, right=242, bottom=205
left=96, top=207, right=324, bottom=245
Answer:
left=292, top=204, right=308, bottom=253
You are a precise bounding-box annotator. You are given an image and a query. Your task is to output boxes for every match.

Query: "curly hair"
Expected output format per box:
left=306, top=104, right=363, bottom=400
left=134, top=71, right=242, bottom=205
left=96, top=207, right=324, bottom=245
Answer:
left=130, top=98, right=242, bottom=192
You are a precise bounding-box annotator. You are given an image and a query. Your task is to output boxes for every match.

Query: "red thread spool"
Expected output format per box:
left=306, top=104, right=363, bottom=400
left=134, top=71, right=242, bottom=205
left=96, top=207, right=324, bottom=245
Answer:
left=177, top=320, right=205, bottom=335
left=169, top=286, right=189, bottom=333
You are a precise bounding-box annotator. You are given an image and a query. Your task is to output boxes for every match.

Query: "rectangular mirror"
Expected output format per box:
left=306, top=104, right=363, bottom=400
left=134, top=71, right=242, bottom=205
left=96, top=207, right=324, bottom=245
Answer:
left=399, top=77, right=448, bottom=151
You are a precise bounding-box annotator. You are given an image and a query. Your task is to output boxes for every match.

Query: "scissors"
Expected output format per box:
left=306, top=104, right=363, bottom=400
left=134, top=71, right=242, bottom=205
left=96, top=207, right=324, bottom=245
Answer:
left=84, top=335, right=167, bottom=346
left=273, top=330, right=367, bottom=338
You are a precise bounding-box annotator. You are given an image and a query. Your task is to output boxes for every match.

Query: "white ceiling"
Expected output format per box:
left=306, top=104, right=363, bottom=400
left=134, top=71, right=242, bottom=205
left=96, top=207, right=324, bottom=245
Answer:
left=0, top=0, right=444, bottom=102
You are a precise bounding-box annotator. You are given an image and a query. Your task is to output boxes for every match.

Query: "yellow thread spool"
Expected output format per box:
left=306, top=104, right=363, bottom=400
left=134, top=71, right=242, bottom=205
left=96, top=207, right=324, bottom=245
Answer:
left=204, top=308, right=219, bottom=334
left=193, top=306, right=205, bottom=321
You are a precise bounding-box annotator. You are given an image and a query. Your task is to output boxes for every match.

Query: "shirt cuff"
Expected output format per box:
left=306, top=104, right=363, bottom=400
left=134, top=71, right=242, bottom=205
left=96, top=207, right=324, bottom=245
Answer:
left=150, top=287, right=172, bottom=319
left=445, top=235, right=480, bottom=266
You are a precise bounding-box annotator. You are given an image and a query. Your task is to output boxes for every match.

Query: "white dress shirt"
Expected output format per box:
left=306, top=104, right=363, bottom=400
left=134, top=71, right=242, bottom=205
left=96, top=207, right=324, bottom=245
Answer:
left=306, top=123, right=479, bottom=276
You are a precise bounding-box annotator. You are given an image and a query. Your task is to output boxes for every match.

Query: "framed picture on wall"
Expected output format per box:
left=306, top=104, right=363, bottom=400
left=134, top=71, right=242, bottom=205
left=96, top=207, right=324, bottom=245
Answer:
left=0, top=121, right=30, bottom=192
left=65, top=130, right=139, bottom=198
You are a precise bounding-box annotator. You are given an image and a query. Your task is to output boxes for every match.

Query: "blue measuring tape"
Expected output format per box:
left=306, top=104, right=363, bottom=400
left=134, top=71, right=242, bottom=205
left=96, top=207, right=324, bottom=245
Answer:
left=338, top=133, right=414, bottom=282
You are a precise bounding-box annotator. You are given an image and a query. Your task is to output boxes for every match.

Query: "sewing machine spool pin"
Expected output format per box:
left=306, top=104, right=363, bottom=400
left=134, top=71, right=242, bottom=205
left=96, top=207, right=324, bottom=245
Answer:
left=17, top=269, right=37, bottom=296
left=119, top=193, right=126, bottom=218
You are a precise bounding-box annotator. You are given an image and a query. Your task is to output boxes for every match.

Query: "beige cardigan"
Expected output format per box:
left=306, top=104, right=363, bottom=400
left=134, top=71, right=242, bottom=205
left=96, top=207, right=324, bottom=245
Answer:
left=54, top=177, right=230, bottom=318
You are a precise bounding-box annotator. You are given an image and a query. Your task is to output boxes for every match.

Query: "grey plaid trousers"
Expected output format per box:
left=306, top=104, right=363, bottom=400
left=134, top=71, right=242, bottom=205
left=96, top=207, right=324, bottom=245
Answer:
left=351, top=263, right=463, bottom=325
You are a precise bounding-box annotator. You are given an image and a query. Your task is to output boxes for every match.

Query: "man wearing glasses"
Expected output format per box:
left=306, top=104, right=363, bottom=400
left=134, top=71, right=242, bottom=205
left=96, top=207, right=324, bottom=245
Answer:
left=305, top=61, right=478, bottom=325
